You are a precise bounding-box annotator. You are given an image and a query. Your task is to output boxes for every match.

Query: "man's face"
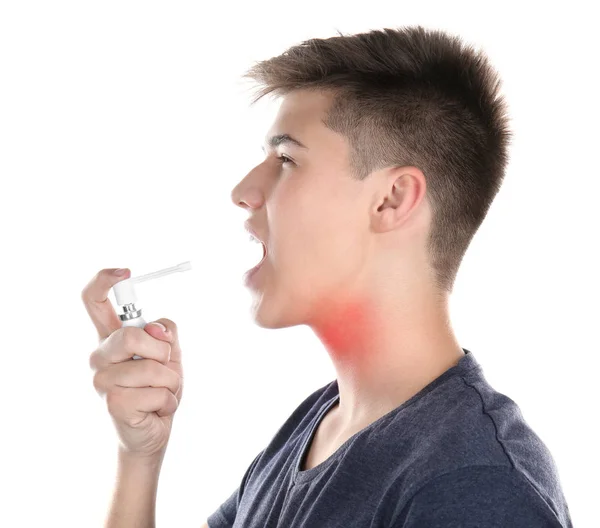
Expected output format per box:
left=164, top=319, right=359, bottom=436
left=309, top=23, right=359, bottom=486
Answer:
left=231, top=89, right=375, bottom=329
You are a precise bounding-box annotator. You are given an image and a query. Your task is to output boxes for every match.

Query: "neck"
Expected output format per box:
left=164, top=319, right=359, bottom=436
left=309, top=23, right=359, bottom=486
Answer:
left=308, top=278, right=464, bottom=431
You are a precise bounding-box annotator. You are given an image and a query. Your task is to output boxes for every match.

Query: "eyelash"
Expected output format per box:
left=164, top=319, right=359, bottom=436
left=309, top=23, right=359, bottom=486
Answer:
left=276, top=155, right=294, bottom=165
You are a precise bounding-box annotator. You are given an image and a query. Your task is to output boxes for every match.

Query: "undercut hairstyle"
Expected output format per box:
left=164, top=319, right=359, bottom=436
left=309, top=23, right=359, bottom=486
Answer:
left=241, top=25, right=513, bottom=294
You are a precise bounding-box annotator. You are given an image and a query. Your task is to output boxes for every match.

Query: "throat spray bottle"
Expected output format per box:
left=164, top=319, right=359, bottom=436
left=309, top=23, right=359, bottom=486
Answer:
left=112, top=261, right=192, bottom=360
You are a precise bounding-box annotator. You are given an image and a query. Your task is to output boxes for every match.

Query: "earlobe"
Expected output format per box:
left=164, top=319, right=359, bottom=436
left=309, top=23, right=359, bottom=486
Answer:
left=378, top=207, right=398, bottom=232
left=372, top=199, right=400, bottom=234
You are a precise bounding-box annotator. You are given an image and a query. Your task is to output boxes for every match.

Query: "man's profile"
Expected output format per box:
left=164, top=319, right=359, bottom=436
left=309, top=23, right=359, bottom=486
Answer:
left=84, top=24, right=573, bottom=528
left=210, top=25, right=573, bottom=527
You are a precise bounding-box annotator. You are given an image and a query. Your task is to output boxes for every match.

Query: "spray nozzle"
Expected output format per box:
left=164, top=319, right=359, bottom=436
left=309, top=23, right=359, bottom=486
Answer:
left=113, top=261, right=192, bottom=307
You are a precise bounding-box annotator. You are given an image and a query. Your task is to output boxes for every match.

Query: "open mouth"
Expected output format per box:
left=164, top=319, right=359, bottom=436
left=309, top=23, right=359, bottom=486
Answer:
left=245, top=239, right=267, bottom=277
left=257, top=242, right=267, bottom=267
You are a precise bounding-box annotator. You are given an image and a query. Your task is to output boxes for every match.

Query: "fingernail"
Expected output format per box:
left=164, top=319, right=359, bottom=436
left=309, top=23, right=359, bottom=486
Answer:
left=150, top=322, right=166, bottom=332
left=114, top=268, right=128, bottom=275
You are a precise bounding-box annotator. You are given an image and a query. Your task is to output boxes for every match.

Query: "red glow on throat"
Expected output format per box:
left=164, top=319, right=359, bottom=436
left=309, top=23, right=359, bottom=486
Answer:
left=312, top=297, right=377, bottom=362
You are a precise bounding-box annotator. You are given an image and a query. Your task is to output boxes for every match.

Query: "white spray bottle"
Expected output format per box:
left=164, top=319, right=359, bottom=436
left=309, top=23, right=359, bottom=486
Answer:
left=112, top=261, right=192, bottom=360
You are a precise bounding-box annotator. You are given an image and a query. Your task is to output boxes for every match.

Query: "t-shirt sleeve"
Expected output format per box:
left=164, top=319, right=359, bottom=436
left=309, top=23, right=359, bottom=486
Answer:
left=394, top=465, right=563, bottom=528
left=206, top=448, right=265, bottom=528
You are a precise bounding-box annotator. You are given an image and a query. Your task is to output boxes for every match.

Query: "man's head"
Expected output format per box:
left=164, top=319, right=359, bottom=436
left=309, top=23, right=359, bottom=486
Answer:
left=230, top=25, right=512, bottom=330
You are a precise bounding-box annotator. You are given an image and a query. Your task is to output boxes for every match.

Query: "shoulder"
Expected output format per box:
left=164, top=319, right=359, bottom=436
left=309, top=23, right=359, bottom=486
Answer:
left=394, top=465, right=564, bottom=527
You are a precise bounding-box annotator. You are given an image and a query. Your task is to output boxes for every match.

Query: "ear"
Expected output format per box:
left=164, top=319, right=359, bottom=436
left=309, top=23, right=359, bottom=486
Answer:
left=371, top=166, right=426, bottom=234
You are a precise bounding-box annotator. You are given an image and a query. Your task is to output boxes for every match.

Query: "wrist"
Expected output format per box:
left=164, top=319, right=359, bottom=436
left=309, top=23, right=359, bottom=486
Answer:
left=118, top=446, right=166, bottom=469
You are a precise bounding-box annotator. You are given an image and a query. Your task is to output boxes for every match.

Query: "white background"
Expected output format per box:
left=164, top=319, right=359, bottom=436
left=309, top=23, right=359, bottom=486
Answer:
left=0, top=1, right=597, bottom=526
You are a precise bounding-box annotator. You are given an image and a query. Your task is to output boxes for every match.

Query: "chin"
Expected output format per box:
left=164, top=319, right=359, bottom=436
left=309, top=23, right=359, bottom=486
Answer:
left=251, top=304, right=297, bottom=329
left=246, top=265, right=314, bottom=329
left=249, top=291, right=305, bottom=330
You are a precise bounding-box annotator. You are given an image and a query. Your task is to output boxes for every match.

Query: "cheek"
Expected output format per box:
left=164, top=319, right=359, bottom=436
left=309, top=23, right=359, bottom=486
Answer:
left=318, top=212, right=366, bottom=284
left=271, top=180, right=320, bottom=248
left=270, top=180, right=360, bottom=279
left=301, top=217, right=361, bottom=281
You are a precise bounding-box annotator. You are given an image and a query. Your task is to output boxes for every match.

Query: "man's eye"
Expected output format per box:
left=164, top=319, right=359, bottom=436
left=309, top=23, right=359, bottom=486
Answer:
left=276, top=155, right=293, bottom=165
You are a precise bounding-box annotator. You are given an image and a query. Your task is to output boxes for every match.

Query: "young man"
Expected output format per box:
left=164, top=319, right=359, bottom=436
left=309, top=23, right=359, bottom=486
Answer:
left=84, top=24, right=573, bottom=528
left=208, top=25, right=573, bottom=527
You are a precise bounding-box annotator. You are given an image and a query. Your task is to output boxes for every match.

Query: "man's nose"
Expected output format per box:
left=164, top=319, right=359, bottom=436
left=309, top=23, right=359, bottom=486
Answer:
left=231, top=182, right=262, bottom=210
left=230, top=184, right=242, bottom=207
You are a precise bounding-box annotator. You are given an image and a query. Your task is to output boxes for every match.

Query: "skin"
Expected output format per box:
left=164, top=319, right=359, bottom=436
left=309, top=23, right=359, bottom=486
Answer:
left=230, top=88, right=465, bottom=448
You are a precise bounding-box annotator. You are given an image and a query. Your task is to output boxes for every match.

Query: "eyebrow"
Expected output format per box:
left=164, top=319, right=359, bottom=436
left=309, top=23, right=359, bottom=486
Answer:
left=262, top=133, right=308, bottom=153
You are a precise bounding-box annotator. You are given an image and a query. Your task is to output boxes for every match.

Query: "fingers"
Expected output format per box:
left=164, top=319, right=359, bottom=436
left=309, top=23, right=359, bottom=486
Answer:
left=81, top=268, right=131, bottom=342
left=149, top=318, right=182, bottom=364
left=106, top=386, right=180, bottom=426
left=89, top=325, right=171, bottom=371
left=93, top=359, right=181, bottom=398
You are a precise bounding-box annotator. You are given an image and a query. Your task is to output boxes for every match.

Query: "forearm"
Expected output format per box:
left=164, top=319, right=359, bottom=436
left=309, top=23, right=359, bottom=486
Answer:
left=105, top=448, right=166, bottom=528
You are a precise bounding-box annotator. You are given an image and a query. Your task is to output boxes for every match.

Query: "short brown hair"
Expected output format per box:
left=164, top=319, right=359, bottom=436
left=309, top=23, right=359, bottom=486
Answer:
left=241, top=25, right=513, bottom=294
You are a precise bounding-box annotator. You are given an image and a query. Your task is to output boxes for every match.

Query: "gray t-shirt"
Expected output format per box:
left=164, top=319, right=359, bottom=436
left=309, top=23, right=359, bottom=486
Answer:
left=207, top=349, right=572, bottom=527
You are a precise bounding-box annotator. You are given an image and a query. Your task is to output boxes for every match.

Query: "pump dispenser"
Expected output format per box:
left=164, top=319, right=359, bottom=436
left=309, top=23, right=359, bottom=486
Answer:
left=113, top=261, right=192, bottom=360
